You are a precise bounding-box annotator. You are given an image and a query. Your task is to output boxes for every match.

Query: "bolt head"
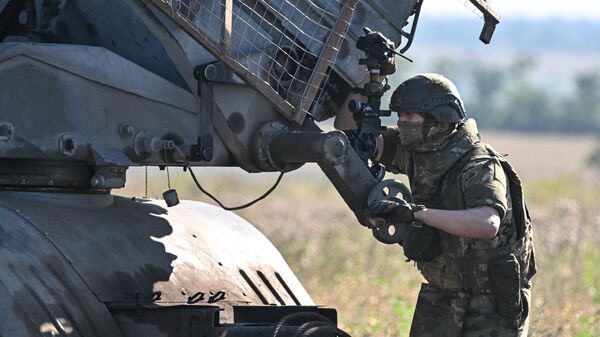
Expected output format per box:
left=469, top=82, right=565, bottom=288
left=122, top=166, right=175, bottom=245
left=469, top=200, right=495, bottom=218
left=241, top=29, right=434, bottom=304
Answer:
left=331, top=139, right=346, bottom=157
left=202, top=147, right=213, bottom=161
left=204, top=64, right=218, bottom=81
left=119, top=123, right=135, bottom=139
left=90, top=175, right=106, bottom=188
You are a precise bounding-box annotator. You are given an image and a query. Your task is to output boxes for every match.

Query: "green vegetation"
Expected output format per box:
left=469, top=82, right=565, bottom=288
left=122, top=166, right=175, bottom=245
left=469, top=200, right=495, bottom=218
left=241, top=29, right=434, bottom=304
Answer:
left=389, top=55, right=600, bottom=135
left=465, top=58, right=600, bottom=134
left=523, top=176, right=600, bottom=336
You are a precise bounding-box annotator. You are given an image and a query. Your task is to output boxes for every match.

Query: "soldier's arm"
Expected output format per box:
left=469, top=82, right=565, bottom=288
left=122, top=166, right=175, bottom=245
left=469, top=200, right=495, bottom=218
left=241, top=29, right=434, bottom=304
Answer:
left=415, top=157, right=508, bottom=239
left=413, top=206, right=500, bottom=239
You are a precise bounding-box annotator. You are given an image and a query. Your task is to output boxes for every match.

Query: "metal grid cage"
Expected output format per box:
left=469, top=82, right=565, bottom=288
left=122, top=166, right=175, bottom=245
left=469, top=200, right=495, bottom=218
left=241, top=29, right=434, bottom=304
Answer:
left=150, top=0, right=359, bottom=123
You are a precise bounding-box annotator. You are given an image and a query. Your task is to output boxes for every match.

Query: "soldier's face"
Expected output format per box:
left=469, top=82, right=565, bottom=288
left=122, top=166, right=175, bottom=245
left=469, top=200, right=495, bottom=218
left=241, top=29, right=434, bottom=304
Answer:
left=396, top=112, right=425, bottom=148
left=397, top=112, right=425, bottom=127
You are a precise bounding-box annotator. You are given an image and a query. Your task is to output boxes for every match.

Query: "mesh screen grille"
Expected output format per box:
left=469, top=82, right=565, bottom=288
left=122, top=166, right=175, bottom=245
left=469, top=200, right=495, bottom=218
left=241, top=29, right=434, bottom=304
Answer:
left=150, top=0, right=358, bottom=123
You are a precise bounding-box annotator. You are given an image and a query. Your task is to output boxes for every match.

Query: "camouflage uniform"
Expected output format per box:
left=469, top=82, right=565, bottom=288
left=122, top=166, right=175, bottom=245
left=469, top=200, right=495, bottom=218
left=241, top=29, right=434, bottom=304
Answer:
left=379, top=119, right=536, bottom=337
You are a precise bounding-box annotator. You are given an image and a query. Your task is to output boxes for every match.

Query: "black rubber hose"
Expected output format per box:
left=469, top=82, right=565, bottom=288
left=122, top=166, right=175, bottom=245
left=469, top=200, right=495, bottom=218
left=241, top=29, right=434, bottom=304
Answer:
left=273, top=313, right=333, bottom=337
left=296, top=321, right=332, bottom=337
left=273, top=312, right=352, bottom=337
left=302, top=325, right=336, bottom=337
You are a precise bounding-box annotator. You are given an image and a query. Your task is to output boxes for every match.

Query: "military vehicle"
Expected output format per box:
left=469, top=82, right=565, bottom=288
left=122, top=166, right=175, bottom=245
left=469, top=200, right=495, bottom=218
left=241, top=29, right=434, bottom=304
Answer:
left=0, top=0, right=499, bottom=335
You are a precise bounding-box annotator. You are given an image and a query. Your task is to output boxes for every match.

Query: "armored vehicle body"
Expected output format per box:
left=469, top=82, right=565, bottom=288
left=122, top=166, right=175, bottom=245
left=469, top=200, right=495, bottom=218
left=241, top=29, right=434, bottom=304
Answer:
left=0, top=0, right=499, bottom=335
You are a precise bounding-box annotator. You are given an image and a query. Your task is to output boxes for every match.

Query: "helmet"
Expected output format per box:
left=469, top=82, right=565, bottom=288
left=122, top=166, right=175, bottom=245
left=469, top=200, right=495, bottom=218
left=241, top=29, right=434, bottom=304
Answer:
left=389, top=73, right=465, bottom=123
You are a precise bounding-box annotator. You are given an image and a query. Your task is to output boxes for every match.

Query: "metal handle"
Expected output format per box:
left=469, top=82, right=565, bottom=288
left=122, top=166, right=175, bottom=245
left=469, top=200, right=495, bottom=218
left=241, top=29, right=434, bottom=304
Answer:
left=367, top=179, right=414, bottom=244
left=367, top=179, right=413, bottom=204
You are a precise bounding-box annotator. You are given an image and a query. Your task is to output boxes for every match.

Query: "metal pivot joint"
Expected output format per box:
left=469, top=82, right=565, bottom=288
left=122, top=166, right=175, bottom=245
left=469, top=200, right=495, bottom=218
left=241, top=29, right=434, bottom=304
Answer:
left=253, top=120, right=388, bottom=227
left=254, top=122, right=348, bottom=172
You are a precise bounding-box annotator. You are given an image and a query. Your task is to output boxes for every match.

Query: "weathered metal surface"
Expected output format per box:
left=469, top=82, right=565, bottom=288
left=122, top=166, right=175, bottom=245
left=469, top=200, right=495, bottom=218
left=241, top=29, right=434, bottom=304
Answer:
left=0, top=43, right=233, bottom=171
left=0, top=198, right=123, bottom=337
left=0, top=0, right=422, bottom=177
left=318, top=146, right=377, bottom=225
left=111, top=305, right=221, bottom=337
left=0, top=191, right=314, bottom=325
left=0, top=0, right=190, bottom=88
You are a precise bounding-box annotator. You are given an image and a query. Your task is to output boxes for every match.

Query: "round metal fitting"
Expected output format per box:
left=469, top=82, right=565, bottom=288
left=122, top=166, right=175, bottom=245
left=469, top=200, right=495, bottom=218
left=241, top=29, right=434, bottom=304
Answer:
left=133, top=130, right=152, bottom=160
left=90, top=175, right=106, bottom=188
left=254, top=122, right=288, bottom=172
left=58, top=133, right=76, bottom=157
left=322, top=132, right=349, bottom=165
left=227, top=112, right=245, bottom=134
left=203, top=64, right=219, bottom=81
left=118, top=123, right=135, bottom=139
left=253, top=122, right=302, bottom=172
left=143, top=136, right=162, bottom=154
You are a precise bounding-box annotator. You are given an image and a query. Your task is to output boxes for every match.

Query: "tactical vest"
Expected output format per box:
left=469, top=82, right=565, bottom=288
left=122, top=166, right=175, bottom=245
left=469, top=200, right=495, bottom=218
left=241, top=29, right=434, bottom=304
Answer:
left=414, top=143, right=537, bottom=293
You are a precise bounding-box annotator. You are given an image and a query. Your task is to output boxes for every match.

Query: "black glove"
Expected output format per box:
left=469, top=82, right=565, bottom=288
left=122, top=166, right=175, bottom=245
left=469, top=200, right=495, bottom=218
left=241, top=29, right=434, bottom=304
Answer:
left=367, top=197, right=424, bottom=224
left=380, top=57, right=396, bottom=76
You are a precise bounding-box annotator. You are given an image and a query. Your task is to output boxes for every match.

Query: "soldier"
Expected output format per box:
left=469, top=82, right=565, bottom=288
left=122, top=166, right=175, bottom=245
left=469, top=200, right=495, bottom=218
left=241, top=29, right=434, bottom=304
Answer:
left=368, top=73, right=536, bottom=337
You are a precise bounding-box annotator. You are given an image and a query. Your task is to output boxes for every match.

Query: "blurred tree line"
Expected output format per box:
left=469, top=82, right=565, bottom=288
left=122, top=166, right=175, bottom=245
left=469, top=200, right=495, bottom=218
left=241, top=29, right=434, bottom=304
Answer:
left=423, top=55, right=600, bottom=135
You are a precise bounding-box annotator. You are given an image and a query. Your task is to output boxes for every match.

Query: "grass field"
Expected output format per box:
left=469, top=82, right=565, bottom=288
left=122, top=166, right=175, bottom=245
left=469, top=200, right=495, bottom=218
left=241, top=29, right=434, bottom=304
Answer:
left=117, top=133, right=600, bottom=337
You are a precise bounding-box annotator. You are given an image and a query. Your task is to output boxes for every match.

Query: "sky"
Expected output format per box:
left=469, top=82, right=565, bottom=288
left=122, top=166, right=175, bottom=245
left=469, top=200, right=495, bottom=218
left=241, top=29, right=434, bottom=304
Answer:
left=423, top=0, right=600, bottom=21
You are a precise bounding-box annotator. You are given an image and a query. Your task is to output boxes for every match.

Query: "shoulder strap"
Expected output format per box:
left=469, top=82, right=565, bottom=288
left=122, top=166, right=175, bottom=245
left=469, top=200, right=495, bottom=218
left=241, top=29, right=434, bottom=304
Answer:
left=480, top=144, right=530, bottom=239
left=498, top=162, right=529, bottom=239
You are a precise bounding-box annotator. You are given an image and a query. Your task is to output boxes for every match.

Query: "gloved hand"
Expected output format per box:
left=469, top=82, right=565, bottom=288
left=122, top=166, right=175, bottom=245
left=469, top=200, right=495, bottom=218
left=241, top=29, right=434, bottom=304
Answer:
left=367, top=197, right=425, bottom=224
left=356, top=28, right=397, bottom=76
left=379, top=56, right=396, bottom=76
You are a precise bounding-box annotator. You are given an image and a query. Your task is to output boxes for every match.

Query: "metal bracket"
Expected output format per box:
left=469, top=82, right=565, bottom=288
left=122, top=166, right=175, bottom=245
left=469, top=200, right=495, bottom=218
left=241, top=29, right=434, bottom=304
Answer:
left=479, top=15, right=499, bottom=44
left=191, top=63, right=234, bottom=161
left=468, top=0, right=501, bottom=44
left=399, top=0, right=424, bottom=54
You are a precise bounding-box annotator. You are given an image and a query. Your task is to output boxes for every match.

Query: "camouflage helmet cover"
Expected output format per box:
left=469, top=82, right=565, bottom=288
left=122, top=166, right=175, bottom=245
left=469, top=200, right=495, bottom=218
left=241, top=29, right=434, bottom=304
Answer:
left=390, top=73, right=466, bottom=123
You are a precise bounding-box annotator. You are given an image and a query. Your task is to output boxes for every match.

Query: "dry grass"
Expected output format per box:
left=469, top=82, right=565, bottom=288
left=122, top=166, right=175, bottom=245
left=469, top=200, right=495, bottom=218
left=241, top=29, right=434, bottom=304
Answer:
left=116, top=133, right=600, bottom=336
left=481, top=131, right=596, bottom=179
left=524, top=177, right=600, bottom=337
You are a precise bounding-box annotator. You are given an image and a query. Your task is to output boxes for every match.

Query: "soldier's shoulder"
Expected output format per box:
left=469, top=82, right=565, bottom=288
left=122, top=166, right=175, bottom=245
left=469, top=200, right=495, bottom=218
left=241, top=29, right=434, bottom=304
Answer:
left=457, top=143, right=508, bottom=184
left=457, top=143, right=495, bottom=169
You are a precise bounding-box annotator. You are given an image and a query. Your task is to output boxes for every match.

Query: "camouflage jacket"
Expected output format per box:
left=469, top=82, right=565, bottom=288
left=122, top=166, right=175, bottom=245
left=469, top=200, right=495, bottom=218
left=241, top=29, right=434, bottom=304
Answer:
left=380, top=119, right=536, bottom=292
